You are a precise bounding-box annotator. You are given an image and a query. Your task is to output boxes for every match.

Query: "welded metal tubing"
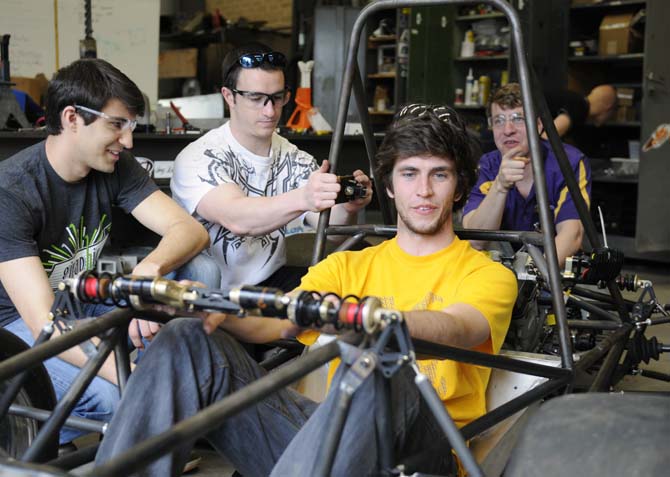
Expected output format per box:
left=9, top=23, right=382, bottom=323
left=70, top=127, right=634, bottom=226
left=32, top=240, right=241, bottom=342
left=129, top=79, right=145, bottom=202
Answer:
left=376, top=377, right=394, bottom=470
left=22, top=329, right=120, bottom=463
left=567, top=320, right=622, bottom=330
left=0, top=326, right=52, bottom=422
left=333, top=232, right=367, bottom=253
left=259, top=347, right=303, bottom=371
left=312, top=385, right=354, bottom=477
left=572, top=287, right=635, bottom=310
left=88, top=339, right=345, bottom=477
left=567, top=295, right=621, bottom=322
left=8, top=404, right=105, bottom=433
left=312, top=62, right=386, bottom=264
left=0, top=308, right=133, bottom=382
left=589, top=329, right=628, bottom=392
left=350, top=62, right=393, bottom=225
left=461, top=375, right=571, bottom=440
left=414, top=373, right=484, bottom=477
left=413, top=339, right=571, bottom=380
left=48, top=444, right=98, bottom=470
left=114, top=326, right=131, bottom=394
left=325, top=224, right=545, bottom=247
left=575, top=325, right=632, bottom=372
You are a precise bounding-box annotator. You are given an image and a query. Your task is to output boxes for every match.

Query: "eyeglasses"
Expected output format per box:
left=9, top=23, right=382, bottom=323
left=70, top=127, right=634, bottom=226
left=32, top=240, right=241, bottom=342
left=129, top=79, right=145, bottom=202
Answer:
left=397, top=103, right=453, bottom=123
left=74, top=104, right=137, bottom=132
left=237, top=52, right=287, bottom=70
left=230, top=88, right=290, bottom=108
left=489, top=112, right=526, bottom=129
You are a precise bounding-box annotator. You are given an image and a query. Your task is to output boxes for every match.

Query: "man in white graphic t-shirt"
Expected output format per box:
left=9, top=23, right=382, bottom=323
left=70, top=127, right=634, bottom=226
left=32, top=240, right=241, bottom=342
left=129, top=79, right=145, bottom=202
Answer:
left=171, top=42, right=372, bottom=290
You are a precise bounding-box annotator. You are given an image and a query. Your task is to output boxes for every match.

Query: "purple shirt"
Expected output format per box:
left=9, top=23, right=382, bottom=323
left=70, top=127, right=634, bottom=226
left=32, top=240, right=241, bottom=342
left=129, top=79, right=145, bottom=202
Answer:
left=463, top=140, right=591, bottom=232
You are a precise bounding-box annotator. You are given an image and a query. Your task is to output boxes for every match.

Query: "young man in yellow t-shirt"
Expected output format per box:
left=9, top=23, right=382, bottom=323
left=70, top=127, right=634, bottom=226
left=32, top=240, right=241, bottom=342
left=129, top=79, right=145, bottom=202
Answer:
left=96, top=104, right=518, bottom=476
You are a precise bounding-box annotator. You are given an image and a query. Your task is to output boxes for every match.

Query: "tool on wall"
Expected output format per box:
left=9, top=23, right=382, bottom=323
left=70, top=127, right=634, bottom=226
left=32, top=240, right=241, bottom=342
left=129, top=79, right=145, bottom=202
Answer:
left=79, top=0, right=97, bottom=58
left=0, top=34, right=30, bottom=130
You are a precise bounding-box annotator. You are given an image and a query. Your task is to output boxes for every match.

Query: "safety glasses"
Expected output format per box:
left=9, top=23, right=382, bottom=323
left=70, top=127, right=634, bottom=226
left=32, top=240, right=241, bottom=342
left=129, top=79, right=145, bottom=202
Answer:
left=230, top=88, right=290, bottom=108
left=74, top=104, right=137, bottom=132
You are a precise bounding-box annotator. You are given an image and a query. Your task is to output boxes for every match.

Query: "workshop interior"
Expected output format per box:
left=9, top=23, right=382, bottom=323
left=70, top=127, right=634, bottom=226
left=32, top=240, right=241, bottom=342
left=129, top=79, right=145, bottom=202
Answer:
left=1, top=0, right=669, bottom=476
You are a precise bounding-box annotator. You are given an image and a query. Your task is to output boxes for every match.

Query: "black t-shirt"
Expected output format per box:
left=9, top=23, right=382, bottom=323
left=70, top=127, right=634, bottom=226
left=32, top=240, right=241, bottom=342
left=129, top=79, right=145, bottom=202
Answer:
left=0, top=141, right=158, bottom=327
left=543, top=90, right=590, bottom=132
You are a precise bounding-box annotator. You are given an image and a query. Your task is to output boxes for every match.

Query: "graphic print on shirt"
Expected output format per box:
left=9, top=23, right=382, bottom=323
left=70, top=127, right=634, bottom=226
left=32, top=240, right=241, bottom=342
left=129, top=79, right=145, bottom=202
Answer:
left=198, top=146, right=314, bottom=266
left=42, top=215, right=111, bottom=289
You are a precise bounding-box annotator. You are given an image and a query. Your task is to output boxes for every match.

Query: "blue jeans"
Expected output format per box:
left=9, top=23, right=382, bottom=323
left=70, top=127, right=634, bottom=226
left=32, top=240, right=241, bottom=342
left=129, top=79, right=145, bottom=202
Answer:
left=4, top=303, right=121, bottom=445
left=96, top=319, right=454, bottom=476
left=168, top=252, right=221, bottom=289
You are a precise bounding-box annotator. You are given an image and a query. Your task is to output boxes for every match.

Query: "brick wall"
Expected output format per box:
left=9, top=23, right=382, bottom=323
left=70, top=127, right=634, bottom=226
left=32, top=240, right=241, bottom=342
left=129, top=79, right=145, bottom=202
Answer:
left=206, top=0, right=293, bottom=30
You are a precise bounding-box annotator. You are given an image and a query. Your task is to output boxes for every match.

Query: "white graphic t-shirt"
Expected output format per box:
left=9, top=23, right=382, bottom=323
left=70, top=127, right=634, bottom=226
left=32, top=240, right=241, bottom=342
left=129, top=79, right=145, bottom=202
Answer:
left=171, top=123, right=318, bottom=288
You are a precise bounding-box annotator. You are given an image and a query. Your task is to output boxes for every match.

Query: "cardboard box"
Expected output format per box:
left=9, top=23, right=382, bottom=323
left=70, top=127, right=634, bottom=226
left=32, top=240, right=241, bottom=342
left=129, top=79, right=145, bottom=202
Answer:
left=10, top=74, right=48, bottom=106
left=599, top=13, right=641, bottom=56
left=159, top=48, right=198, bottom=79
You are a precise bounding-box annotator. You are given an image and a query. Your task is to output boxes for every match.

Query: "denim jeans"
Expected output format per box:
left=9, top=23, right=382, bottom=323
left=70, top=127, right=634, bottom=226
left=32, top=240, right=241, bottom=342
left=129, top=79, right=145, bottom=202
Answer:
left=4, top=303, right=121, bottom=445
left=96, top=319, right=454, bottom=476
left=168, top=252, right=221, bottom=289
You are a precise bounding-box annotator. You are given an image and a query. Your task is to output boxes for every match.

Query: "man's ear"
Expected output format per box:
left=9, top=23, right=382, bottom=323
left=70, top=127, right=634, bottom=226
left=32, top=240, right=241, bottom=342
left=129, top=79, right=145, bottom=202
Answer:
left=61, top=105, right=78, bottom=132
left=386, top=186, right=394, bottom=199
left=221, top=87, right=235, bottom=110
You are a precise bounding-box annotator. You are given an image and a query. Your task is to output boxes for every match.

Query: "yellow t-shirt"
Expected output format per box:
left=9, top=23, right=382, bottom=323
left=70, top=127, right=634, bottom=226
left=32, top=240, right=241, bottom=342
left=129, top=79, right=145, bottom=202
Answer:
left=298, top=236, right=517, bottom=428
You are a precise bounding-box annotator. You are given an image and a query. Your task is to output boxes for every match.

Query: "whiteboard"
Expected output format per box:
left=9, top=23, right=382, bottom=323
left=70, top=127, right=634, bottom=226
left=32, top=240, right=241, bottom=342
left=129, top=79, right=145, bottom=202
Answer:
left=0, top=0, right=160, bottom=103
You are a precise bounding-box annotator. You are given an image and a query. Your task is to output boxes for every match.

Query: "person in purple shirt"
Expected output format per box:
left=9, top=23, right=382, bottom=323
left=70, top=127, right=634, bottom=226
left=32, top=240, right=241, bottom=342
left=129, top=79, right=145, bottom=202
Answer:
left=463, top=83, right=591, bottom=266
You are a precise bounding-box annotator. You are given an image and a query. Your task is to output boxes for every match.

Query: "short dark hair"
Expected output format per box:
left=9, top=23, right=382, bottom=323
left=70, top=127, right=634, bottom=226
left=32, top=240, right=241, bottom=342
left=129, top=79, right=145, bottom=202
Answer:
left=45, top=59, right=144, bottom=135
left=375, top=104, right=478, bottom=212
left=221, top=42, right=286, bottom=89
left=487, top=82, right=523, bottom=118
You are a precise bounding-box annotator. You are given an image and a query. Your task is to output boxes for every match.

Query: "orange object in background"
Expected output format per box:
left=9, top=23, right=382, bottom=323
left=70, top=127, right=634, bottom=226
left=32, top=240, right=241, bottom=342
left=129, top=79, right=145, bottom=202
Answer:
left=287, top=87, right=313, bottom=132
left=287, top=60, right=315, bottom=133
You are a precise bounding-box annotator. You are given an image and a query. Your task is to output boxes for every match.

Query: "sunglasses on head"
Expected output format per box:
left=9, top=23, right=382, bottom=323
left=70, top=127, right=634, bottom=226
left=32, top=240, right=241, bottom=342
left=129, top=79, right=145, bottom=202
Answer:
left=397, top=103, right=454, bottom=123
left=237, top=51, right=287, bottom=69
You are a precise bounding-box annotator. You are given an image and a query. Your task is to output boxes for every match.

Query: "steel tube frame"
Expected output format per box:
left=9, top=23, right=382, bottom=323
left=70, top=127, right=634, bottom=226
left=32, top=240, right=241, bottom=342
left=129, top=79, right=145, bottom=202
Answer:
left=566, top=320, right=623, bottom=331
left=575, top=325, right=633, bottom=373
left=326, top=224, right=546, bottom=247
left=461, top=375, right=571, bottom=440
left=413, top=339, right=572, bottom=380
left=567, top=295, right=622, bottom=323
left=113, top=326, right=131, bottom=394
left=22, top=328, right=121, bottom=462
left=0, top=308, right=133, bottom=382
left=0, top=326, right=52, bottom=423
left=8, top=405, right=104, bottom=434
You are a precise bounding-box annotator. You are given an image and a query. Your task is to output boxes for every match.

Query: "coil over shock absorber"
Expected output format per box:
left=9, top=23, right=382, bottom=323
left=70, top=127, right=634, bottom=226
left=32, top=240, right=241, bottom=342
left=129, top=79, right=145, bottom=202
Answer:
left=615, top=274, right=651, bottom=292
left=65, top=272, right=400, bottom=334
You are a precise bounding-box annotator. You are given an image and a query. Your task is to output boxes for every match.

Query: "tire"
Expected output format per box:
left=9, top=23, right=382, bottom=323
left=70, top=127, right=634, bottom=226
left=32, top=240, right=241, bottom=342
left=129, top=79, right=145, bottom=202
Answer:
left=0, top=327, right=58, bottom=462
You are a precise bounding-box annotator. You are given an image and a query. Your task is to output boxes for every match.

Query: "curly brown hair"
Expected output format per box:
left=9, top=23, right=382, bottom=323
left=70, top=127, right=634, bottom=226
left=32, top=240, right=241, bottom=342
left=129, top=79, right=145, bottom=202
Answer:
left=487, top=82, right=523, bottom=119
left=374, top=104, right=478, bottom=212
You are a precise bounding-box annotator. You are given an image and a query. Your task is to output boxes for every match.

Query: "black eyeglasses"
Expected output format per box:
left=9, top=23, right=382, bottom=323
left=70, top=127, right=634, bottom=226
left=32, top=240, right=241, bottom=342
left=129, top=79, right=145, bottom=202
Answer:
left=230, top=88, right=290, bottom=108
left=237, top=52, right=287, bottom=70
left=397, top=103, right=453, bottom=123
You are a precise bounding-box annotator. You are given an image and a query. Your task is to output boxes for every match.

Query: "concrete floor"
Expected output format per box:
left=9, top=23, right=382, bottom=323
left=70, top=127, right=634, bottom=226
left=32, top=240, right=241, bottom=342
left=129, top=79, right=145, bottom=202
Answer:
left=71, top=259, right=670, bottom=477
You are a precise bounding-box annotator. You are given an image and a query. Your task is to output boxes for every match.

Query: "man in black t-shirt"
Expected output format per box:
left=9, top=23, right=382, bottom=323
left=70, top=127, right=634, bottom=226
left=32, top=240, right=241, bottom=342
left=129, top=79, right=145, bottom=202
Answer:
left=0, top=59, right=209, bottom=444
left=543, top=84, right=617, bottom=138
